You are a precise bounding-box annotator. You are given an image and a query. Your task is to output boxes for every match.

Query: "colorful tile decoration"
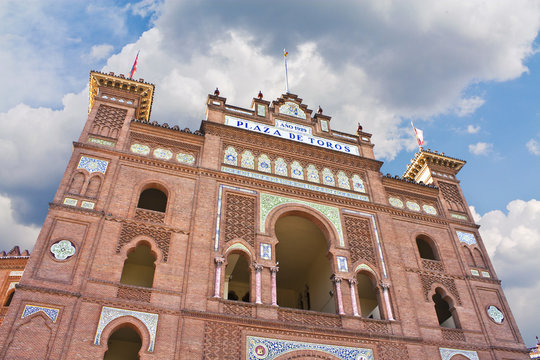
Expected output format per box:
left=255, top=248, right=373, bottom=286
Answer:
left=224, top=146, right=238, bottom=166
left=290, top=161, right=304, bottom=180
left=63, top=197, right=78, bottom=206
left=456, top=231, right=477, bottom=246
left=351, top=175, right=366, bottom=193
left=343, top=209, right=388, bottom=278
left=94, top=306, right=158, bottom=352
left=388, top=197, right=404, bottom=208
left=487, top=305, right=504, bottom=324
left=50, top=240, right=76, bottom=260
left=81, top=201, right=95, bottom=209
left=130, top=143, right=150, bottom=155
left=9, top=271, right=24, bottom=276
left=439, top=348, right=479, bottom=360
left=337, top=171, right=351, bottom=190
left=306, top=164, right=320, bottom=183
left=406, top=201, right=420, bottom=212
left=257, top=104, right=266, bottom=117
left=247, top=336, right=373, bottom=360
left=260, top=193, right=344, bottom=246
left=22, top=305, right=59, bottom=323
left=481, top=271, right=490, bottom=278
left=241, top=150, right=255, bottom=169
left=322, top=168, right=335, bottom=186
left=337, top=256, right=349, bottom=272
left=279, top=101, right=306, bottom=119
left=470, top=269, right=480, bottom=276
left=260, top=243, right=272, bottom=260
left=153, top=148, right=173, bottom=160
left=355, top=263, right=376, bottom=275
left=176, top=153, right=195, bottom=165
left=77, top=156, right=108, bottom=174
left=422, top=204, right=437, bottom=215
left=274, top=157, right=288, bottom=176
left=88, top=137, right=115, bottom=147
left=258, top=154, right=272, bottom=173
left=451, top=212, right=468, bottom=221
left=320, top=119, right=329, bottom=132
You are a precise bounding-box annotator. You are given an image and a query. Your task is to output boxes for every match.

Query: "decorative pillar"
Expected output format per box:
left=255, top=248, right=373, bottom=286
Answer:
left=380, top=282, right=394, bottom=320
left=254, top=264, right=264, bottom=304
left=214, top=256, right=225, bottom=298
left=332, top=275, right=345, bottom=315
left=348, top=278, right=359, bottom=316
left=270, top=266, right=279, bottom=306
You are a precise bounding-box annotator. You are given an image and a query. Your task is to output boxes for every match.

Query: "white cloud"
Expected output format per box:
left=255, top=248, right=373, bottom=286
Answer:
left=90, top=44, right=114, bottom=61
left=526, top=138, right=540, bottom=155
left=456, top=96, right=485, bottom=117
left=467, top=124, right=481, bottom=134
left=0, top=195, right=39, bottom=252
left=473, top=200, right=540, bottom=346
left=469, top=142, right=493, bottom=155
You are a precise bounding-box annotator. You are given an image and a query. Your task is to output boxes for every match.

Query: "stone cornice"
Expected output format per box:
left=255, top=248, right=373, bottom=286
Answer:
left=404, top=149, right=466, bottom=180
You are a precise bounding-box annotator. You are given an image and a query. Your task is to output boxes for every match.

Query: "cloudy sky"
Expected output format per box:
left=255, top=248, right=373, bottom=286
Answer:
left=1, top=0, right=539, bottom=347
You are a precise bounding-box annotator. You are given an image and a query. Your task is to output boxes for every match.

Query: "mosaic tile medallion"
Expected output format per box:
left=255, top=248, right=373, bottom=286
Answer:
left=337, top=171, right=350, bottom=190
left=456, top=231, right=477, bottom=246
left=306, top=165, right=320, bottom=183
left=176, top=153, right=195, bottom=165
left=247, top=336, right=373, bottom=360
left=388, top=197, right=403, bottom=208
left=290, top=161, right=304, bottom=180
left=422, top=204, right=437, bottom=215
left=94, top=306, right=158, bottom=352
left=130, top=143, right=150, bottom=155
left=439, top=348, right=479, bottom=360
left=260, top=243, right=272, bottom=260
left=487, top=305, right=504, bottom=324
left=153, top=148, right=172, bottom=160
left=279, top=101, right=306, bottom=119
left=351, top=175, right=365, bottom=193
left=406, top=201, right=420, bottom=212
left=77, top=156, right=108, bottom=174
left=322, top=168, right=335, bottom=186
left=274, top=158, right=288, bottom=176
left=337, top=256, right=349, bottom=272
left=50, top=240, right=76, bottom=260
left=241, top=150, right=255, bottom=169
left=258, top=154, right=272, bottom=173
left=224, top=146, right=238, bottom=166
left=22, top=305, right=59, bottom=323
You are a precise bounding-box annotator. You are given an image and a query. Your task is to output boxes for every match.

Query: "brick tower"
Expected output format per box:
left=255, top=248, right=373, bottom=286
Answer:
left=0, top=71, right=529, bottom=359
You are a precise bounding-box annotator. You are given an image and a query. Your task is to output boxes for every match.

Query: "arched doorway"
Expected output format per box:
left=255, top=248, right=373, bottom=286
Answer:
left=275, top=215, right=335, bottom=313
left=224, top=251, right=251, bottom=302
left=103, top=326, right=142, bottom=360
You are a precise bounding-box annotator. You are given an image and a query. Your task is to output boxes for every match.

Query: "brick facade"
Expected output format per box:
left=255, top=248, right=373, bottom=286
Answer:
left=0, top=71, right=529, bottom=359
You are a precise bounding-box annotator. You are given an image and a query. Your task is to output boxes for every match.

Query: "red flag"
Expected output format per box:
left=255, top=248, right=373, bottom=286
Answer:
left=129, top=51, right=140, bottom=79
left=411, top=121, right=424, bottom=147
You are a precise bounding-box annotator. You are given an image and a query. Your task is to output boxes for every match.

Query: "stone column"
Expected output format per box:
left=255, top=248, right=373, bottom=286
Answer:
left=270, top=266, right=279, bottom=306
left=332, top=275, right=345, bottom=315
left=348, top=278, right=359, bottom=316
left=213, top=256, right=225, bottom=298
left=380, top=282, right=394, bottom=320
left=254, top=264, right=264, bottom=304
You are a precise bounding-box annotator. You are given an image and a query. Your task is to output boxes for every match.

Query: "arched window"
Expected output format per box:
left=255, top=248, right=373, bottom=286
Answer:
left=223, top=252, right=251, bottom=302
left=120, top=243, right=156, bottom=288
left=4, top=290, right=14, bottom=307
left=137, top=188, right=167, bottom=213
left=462, top=246, right=475, bottom=267
left=432, top=288, right=459, bottom=328
left=68, top=172, right=85, bottom=194
left=86, top=176, right=102, bottom=198
left=356, top=272, right=382, bottom=319
left=416, top=236, right=438, bottom=260
left=473, top=248, right=486, bottom=269
left=103, top=325, right=142, bottom=360
left=275, top=215, right=334, bottom=314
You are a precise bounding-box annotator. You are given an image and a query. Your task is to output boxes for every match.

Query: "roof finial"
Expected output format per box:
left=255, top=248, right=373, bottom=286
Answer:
left=214, top=87, right=220, bottom=96
left=317, top=105, right=323, bottom=114
left=258, top=90, right=263, bottom=99
left=357, top=122, right=363, bottom=134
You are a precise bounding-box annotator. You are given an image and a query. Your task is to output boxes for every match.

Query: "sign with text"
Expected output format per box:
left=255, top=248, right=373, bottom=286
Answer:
left=224, top=116, right=359, bottom=156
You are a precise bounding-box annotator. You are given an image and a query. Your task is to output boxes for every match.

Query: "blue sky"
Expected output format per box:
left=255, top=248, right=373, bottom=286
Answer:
left=1, top=0, right=539, bottom=348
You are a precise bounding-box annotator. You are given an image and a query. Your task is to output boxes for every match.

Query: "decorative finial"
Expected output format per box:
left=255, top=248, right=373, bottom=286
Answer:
left=317, top=106, right=323, bottom=114
left=214, top=87, right=220, bottom=96
left=357, top=122, right=363, bottom=134
left=258, top=90, right=263, bottom=99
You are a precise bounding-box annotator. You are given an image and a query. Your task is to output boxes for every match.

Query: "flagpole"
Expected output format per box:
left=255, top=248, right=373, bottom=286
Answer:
left=284, top=49, right=289, bottom=93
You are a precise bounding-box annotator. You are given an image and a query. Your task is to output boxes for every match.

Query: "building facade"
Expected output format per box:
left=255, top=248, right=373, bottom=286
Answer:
left=0, top=246, right=29, bottom=326
left=0, top=71, right=529, bottom=359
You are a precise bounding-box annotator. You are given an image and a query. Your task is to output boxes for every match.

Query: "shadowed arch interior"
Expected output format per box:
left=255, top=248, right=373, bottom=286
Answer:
left=103, top=326, right=142, bottom=360
left=224, top=252, right=251, bottom=302
left=416, top=236, right=438, bottom=260
left=432, top=288, right=459, bottom=328
left=356, top=272, right=381, bottom=319
left=120, top=243, right=156, bottom=288
left=137, top=188, right=167, bottom=212
left=275, top=215, right=335, bottom=314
